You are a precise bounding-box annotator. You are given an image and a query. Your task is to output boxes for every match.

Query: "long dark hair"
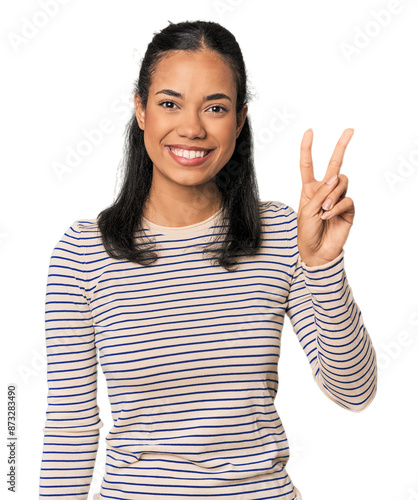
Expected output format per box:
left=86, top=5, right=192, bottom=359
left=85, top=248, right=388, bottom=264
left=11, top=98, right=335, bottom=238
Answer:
left=97, top=20, right=262, bottom=272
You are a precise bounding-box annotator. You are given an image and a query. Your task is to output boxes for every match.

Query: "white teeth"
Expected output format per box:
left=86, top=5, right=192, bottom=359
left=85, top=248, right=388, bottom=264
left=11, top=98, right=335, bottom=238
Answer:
left=169, top=147, right=209, bottom=159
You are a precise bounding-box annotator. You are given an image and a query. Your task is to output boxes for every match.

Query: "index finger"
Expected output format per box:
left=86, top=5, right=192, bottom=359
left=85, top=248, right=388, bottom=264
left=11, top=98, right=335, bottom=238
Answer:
left=300, top=128, right=315, bottom=185
left=323, top=128, right=354, bottom=181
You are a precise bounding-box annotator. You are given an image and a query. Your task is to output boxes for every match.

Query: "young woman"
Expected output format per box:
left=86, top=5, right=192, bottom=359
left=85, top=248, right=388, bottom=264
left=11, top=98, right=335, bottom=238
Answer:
left=39, top=20, right=377, bottom=500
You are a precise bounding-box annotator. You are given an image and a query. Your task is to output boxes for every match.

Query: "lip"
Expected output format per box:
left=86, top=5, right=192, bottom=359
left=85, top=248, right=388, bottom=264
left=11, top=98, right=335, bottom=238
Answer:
left=165, top=145, right=216, bottom=166
left=166, top=144, right=213, bottom=152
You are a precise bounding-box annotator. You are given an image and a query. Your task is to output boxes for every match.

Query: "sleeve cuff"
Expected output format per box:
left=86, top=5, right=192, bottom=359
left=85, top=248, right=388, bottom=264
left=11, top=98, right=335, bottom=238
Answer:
left=297, top=249, right=346, bottom=293
left=298, top=249, right=345, bottom=271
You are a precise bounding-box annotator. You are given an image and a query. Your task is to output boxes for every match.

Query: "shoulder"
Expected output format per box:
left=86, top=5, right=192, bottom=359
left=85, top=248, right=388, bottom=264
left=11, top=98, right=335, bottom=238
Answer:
left=258, top=201, right=298, bottom=237
left=56, top=218, right=101, bottom=249
left=259, top=200, right=297, bottom=224
left=258, top=202, right=298, bottom=252
left=72, top=218, right=100, bottom=235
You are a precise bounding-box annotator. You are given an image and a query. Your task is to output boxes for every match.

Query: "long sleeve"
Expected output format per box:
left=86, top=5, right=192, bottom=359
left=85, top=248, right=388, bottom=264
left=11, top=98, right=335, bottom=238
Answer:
left=285, top=221, right=377, bottom=412
left=39, top=221, right=103, bottom=499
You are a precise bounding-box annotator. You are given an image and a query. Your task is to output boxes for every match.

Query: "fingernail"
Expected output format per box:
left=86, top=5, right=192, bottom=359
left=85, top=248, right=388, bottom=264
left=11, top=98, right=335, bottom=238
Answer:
left=326, top=174, right=338, bottom=185
left=322, top=198, right=332, bottom=210
left=321, top=210, right=332, bottom=220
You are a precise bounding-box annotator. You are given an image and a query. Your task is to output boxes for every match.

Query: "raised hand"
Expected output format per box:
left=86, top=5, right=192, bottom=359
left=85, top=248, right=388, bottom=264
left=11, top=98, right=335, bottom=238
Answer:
left=296, top=128, right=355, bottom=267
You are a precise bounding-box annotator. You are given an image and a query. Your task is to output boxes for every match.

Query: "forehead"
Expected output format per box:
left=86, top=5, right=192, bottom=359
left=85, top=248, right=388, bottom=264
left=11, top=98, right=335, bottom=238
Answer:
left=150, top=50, right=237, bottom=99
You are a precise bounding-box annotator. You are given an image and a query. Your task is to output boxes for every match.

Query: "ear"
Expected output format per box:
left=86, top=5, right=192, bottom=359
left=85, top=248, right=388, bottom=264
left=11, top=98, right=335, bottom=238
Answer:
left=134, top=93, right=146, bottom=130
left=236, top=104, right=248, bottom=139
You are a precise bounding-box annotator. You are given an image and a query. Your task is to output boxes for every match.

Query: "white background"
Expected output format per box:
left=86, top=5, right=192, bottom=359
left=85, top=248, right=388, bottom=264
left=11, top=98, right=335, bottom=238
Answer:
left=2, top=0, right=418, bottom=499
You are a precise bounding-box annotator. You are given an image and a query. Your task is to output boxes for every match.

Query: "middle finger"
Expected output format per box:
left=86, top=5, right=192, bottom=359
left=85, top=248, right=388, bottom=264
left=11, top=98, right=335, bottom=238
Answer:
left=323, top=129, right=354, bottom=182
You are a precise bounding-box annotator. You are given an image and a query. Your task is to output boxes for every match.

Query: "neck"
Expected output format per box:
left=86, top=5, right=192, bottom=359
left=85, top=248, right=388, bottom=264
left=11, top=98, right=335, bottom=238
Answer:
left=143, top=188, right=222, bottom=228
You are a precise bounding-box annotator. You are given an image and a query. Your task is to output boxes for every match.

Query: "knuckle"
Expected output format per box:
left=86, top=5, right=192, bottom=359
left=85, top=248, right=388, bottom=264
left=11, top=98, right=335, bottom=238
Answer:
left=329, top=159, right=340, bottom=168
left=300, top=160, right=313, bottom=168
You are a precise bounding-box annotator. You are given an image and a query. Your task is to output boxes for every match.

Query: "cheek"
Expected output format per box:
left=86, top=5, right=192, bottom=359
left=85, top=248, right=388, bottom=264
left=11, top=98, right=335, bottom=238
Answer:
left=219, top=120, right=238, bottom=154
left=143, top=113, right=159, bottom=139
left=143, top=115, right=164, bottom=155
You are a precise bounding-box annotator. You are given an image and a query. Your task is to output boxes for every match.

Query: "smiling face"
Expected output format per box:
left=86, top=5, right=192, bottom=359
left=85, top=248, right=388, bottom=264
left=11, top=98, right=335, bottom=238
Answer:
left=134, top=49, right=247, bottom=211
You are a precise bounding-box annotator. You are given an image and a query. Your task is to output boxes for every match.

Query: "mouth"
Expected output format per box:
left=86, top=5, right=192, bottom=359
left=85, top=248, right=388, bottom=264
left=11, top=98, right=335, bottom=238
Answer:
left=165, top=145, right=216, bottom=166
left=166, top=146, right=214, bottom=159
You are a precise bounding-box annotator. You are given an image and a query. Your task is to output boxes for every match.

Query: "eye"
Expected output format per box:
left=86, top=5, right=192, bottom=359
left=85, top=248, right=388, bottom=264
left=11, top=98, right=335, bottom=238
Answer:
left=159, top=101, right=178, bottom=109
left=208, top=105, right=227, bottom=114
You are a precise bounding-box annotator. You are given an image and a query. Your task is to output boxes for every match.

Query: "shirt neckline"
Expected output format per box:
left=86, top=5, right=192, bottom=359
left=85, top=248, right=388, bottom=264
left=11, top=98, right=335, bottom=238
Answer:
left=142, top=206, right=224, bottom=235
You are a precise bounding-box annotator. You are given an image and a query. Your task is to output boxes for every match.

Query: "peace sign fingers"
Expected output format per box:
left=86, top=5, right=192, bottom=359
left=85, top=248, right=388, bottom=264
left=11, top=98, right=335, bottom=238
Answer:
left=296, top=127, right=357, bottom=267
left=300, top=128, right=354, bottom=186
left=323, top=128, right=354, bottom=182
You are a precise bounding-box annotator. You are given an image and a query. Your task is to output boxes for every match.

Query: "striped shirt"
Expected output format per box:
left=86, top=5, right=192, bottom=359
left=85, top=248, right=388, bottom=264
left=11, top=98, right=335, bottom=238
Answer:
left=39, top=200, right=377, bottom=500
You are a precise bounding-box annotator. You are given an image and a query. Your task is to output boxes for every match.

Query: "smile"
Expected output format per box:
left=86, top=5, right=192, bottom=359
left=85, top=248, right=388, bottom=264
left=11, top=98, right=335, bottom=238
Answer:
left=167, top=147, right=212, bottom=159
left=165, top=145, right=216, bottom=166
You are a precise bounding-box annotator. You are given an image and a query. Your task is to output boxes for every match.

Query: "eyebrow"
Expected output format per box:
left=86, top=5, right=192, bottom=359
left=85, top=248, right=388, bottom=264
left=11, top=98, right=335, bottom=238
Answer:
left=155, top=88, right=232, bottom=103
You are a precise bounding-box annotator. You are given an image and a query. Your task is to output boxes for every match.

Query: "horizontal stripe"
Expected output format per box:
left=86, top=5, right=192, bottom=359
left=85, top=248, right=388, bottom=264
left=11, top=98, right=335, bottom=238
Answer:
left=40, top=200, right=377, bottom=499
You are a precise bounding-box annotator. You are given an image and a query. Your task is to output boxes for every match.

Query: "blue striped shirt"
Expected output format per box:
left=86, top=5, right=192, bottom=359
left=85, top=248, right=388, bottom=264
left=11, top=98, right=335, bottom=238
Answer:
left=39, top=200, right=377, bottom=499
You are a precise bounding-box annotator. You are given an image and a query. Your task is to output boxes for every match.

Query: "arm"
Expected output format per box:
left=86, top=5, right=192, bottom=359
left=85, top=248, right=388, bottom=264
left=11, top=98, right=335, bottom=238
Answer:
left=285, top=213, right=377, bottom=412
left=39, top=221, right=103, bottom=499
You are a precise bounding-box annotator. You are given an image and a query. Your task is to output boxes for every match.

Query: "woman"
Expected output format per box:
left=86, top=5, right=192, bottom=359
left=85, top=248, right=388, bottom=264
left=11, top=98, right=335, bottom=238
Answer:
left=39, top=20, right=377, bottom=500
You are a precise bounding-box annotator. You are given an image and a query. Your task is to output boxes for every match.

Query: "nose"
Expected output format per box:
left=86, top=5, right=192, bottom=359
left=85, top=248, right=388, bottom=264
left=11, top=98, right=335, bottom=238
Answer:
left=176, top=109, right=206, bottom=139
